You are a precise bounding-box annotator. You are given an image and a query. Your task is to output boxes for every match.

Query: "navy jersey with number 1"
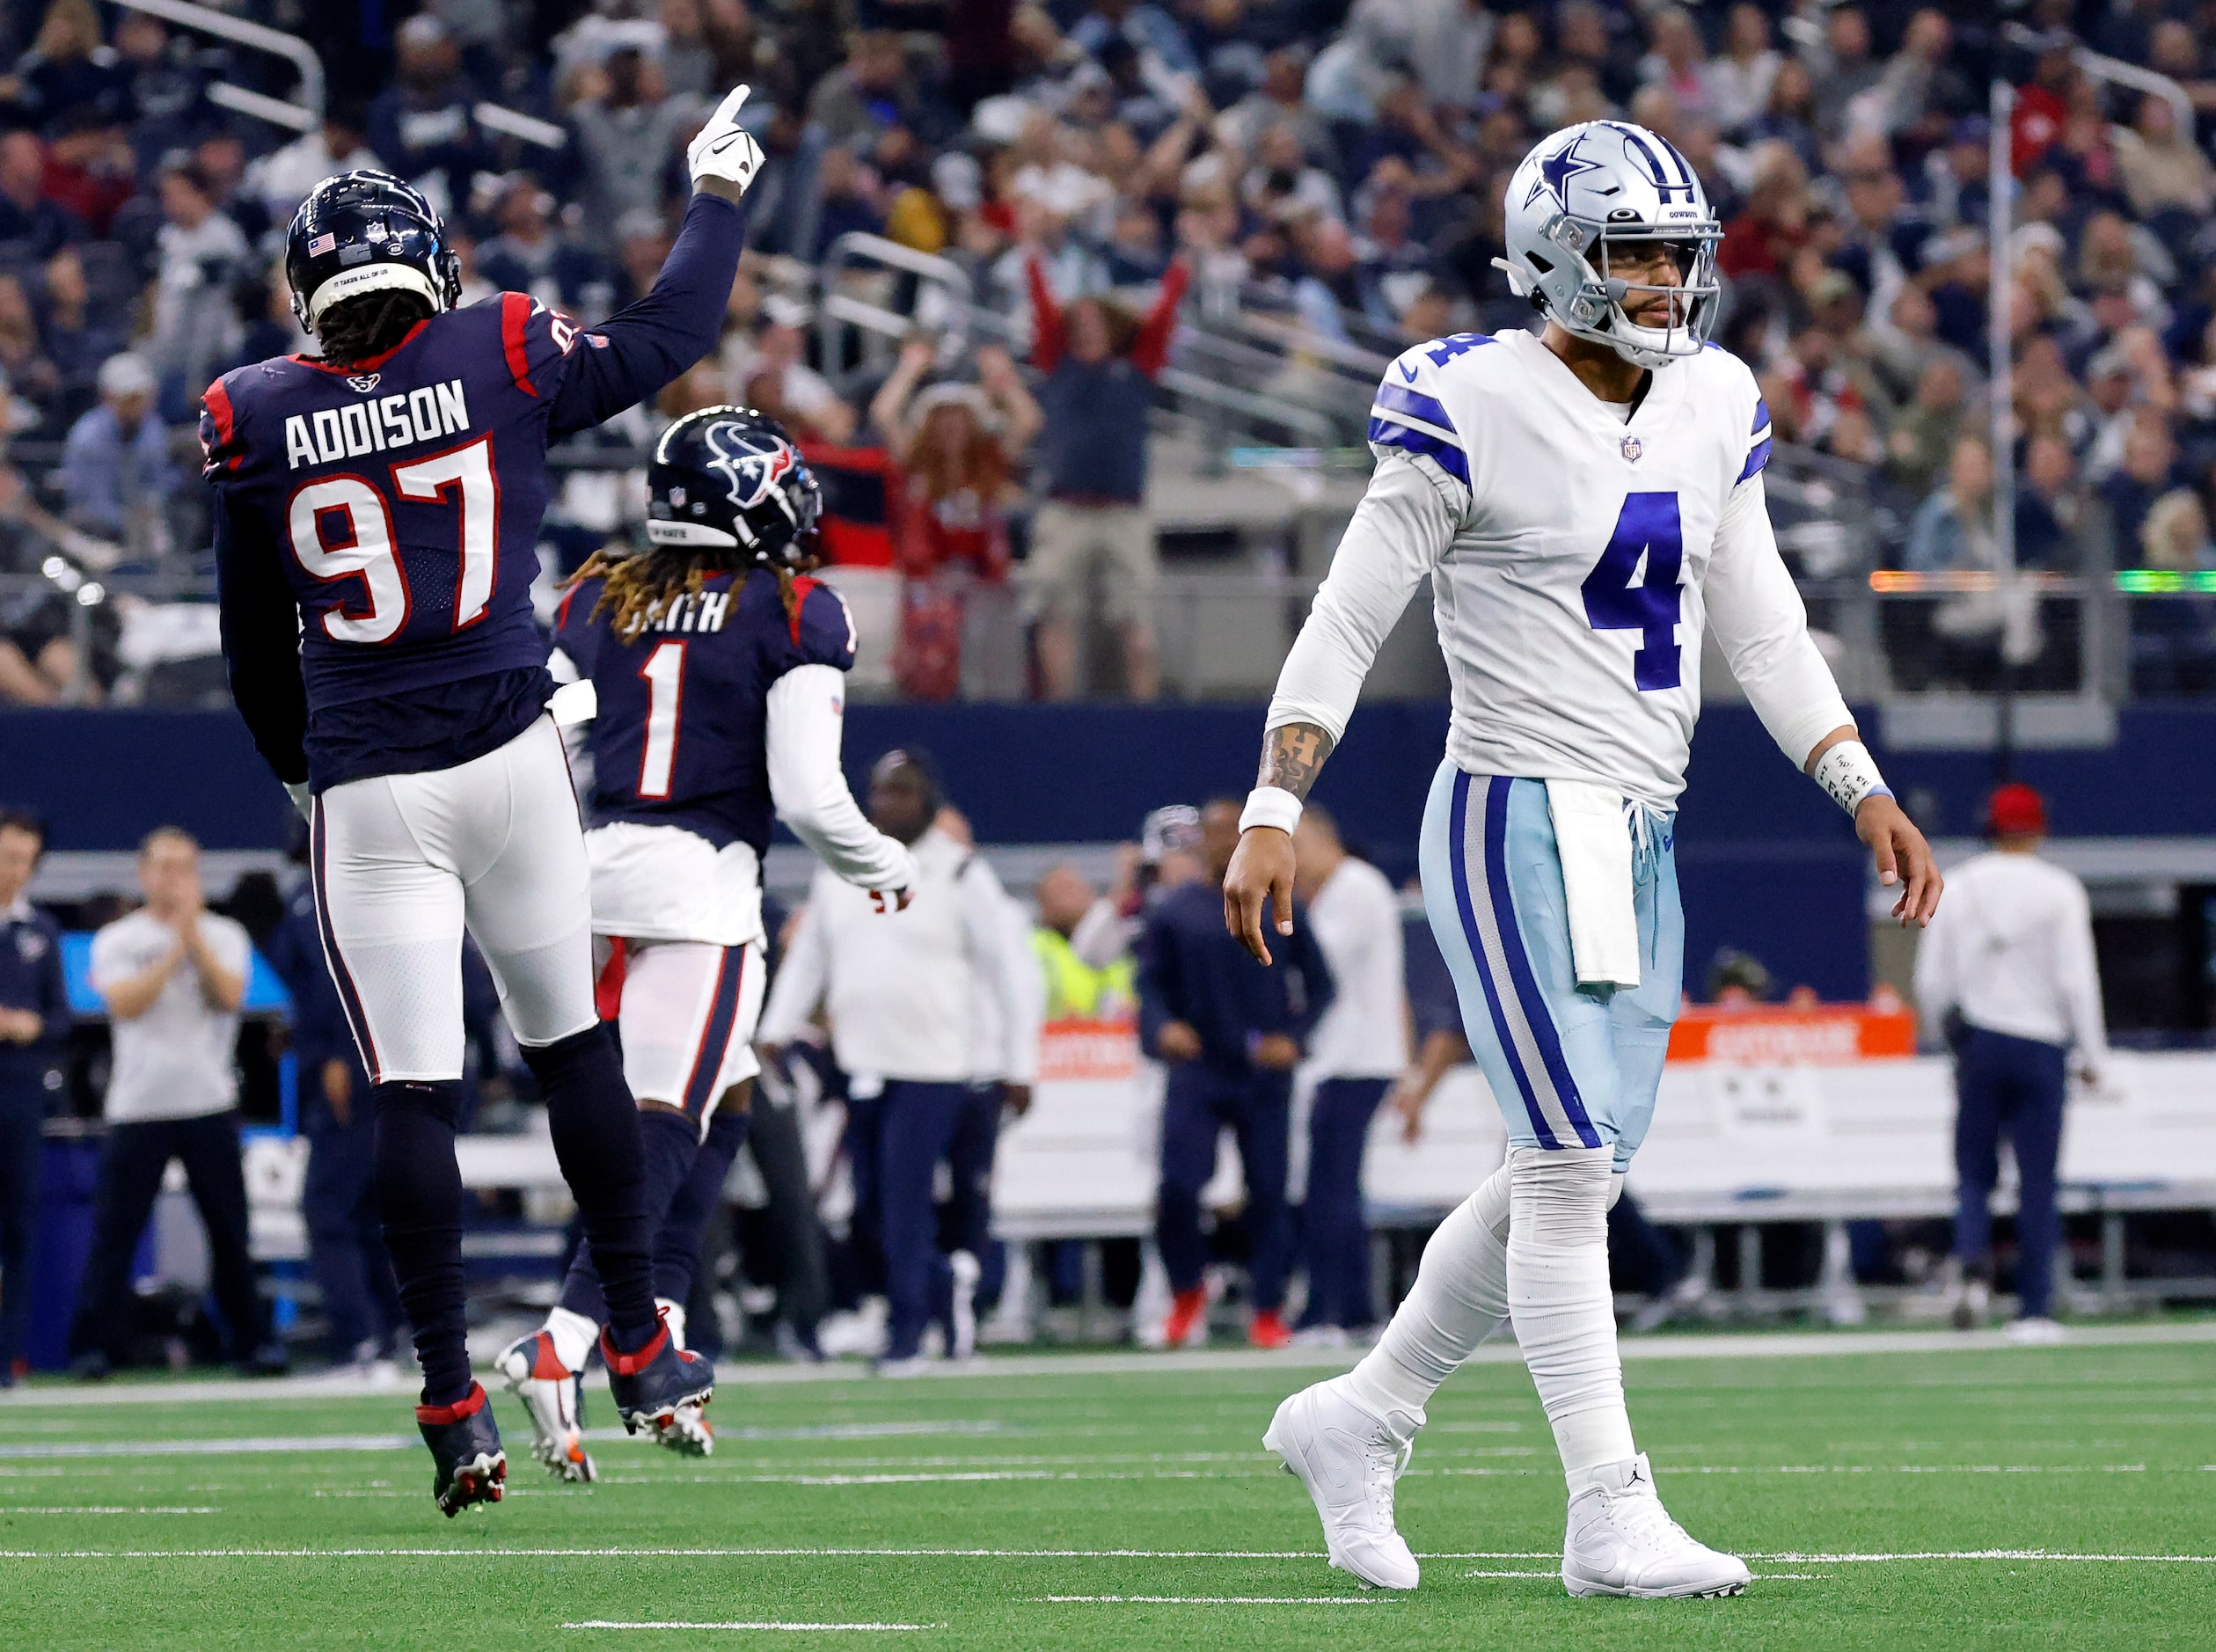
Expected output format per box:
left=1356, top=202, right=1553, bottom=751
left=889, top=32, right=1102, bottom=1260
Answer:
left=206, top=190, right=750, bottom=794
left=555, top=568, right=858, bottom=859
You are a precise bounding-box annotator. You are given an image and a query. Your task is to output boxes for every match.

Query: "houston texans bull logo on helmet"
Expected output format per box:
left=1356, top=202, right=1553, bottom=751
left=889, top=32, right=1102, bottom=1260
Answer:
left=701, top=420, right=800, bottom=511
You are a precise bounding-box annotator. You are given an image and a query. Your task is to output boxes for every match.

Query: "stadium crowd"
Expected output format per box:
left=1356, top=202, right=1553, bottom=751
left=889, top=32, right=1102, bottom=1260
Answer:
left=4, top=0, right=2216, bottom=701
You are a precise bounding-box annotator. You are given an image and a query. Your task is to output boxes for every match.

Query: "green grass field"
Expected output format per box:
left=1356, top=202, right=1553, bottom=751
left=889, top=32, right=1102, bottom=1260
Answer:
left=1, top=1327, right=2212, bottom=1649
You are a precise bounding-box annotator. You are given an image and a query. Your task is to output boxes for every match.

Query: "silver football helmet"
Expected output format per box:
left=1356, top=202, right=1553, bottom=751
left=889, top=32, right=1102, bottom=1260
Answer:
left=1495, top=121, right=1723, bottom=369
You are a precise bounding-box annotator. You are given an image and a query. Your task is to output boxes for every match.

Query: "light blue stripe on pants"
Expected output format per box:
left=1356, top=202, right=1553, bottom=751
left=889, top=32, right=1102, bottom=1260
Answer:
left=1416, top=764, right=1683, bottom=1172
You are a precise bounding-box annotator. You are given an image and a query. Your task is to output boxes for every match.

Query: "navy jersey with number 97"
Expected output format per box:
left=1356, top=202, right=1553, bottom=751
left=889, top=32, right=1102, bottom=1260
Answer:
left=205, top=190, right=750, bottom=793
left=555, top=567, right=859, bottom=859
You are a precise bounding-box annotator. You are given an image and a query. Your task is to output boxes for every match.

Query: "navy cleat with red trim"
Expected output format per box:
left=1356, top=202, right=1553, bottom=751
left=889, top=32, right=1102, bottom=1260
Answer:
left=602, top=1310, right=715, bottom=1451
left=416, top=1381, right=508, bottom=1517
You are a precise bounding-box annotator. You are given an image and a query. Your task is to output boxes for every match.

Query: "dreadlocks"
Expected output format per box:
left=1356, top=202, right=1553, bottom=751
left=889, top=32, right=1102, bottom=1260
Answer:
left=565, top=543, right=811, bottom=642
left=316, top=289, right=435, bottom=369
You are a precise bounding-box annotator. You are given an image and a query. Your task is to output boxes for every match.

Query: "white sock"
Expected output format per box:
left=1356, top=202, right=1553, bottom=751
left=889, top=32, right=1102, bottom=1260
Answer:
left=1342, top=1165, right=1514, bottom=1424
left=545, top=1305, right=598, bottom=1375
left=1505, top=1144, right=1635, bottom=1480
left=657, top=1297, right=689, bottom=1353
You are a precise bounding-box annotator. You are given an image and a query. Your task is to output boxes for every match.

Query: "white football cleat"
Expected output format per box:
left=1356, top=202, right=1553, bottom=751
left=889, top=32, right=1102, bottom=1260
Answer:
left=494, top=1329, right=596, bottom=1483
left=1561, top=1453, right=1750, bottom=1598
left=1262, top=1377, right=1422, bottom=1591
left=2004, top=1315, right=2066, bottom=1346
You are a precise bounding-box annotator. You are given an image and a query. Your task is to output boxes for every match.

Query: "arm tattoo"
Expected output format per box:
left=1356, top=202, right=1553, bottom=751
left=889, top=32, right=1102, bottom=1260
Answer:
left=1257, top=722, right=1335, bottom=800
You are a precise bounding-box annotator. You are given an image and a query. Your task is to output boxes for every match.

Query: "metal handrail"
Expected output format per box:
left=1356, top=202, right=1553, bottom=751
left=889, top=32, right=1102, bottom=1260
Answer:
left=114, top=0, right=324, bottom=121
left=817, top=233, right=980, bottom=366
left=1157, top=368, right=1337, bottom=445
left=208, top=83, right=314, bottom=133
left=2001, top=22, right=2195, bottom=135
left=1228, top=306, right=1394, bottom=380
left=475, top=103, right=567, bottom=151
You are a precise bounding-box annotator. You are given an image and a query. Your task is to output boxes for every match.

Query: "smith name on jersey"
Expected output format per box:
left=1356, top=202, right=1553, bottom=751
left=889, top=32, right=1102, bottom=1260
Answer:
left=1269, top=327, right=1846, bottom=808
left=554, top=567, right=859, bottom=861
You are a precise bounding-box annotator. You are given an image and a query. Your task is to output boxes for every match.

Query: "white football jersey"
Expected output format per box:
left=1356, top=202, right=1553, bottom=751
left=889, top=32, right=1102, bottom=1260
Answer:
left=1267, top=327, right=1849, bottom=807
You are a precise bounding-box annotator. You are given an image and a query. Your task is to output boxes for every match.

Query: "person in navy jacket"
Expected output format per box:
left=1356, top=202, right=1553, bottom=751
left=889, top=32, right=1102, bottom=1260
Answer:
left=1137, top=798, right=1333, bottom=1351
left=0, top=810, right=69, bottom=1385
left=262, top=852, right=401, bottom=1373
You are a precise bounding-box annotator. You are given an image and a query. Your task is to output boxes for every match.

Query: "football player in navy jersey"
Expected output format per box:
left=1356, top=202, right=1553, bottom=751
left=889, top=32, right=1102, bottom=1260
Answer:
left=497, top=406, right=916, bottom=1480
left=204, top=89, right=768, bottom=1517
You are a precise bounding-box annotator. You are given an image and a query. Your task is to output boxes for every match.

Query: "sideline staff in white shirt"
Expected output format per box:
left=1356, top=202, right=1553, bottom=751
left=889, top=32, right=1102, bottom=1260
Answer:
left=67, top=829, right=281, bottom=1378
left=757, top=753, right=1041, bottom=1370
left=1915, top=784, right=2106, bottom=1342
left=1291, top=807, right=1407, bottom=1337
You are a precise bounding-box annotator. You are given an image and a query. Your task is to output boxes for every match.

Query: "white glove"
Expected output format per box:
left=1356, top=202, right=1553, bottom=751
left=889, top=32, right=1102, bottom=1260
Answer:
left=284, top=781, right=311, bottom=822
left=687, top=85, right=765, bottom=195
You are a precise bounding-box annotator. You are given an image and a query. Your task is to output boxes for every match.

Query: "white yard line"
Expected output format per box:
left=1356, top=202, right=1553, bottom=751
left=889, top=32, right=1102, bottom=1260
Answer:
left=2, top=1319, right=2210, bottom=1407
left=0, top=1506, right=216, bottom=1515
left=1038, top=1596, right=1383, bottom=1605
left=562, top=1622, right=940, bottom=1634
left=2, top=1546, right=2213, bottom=1565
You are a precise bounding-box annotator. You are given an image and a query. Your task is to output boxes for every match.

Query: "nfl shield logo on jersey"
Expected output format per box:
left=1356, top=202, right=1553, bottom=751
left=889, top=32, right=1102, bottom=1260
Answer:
left=1621, top=435, right=1642, bottom=462
left=702, top=419, right=799, bottom=509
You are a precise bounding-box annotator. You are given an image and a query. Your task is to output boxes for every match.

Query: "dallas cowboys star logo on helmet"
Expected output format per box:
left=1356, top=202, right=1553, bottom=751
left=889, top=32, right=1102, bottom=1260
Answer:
left=1525, top=133, right=1605, bottom=212
left=701, top=420, right=799, bottom=509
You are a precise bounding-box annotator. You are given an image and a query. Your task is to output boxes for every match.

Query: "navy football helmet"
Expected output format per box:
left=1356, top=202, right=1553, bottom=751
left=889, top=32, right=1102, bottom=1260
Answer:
left=647, top=406, right=823, bottom=569
left=285, top=170, right=463, bottom=331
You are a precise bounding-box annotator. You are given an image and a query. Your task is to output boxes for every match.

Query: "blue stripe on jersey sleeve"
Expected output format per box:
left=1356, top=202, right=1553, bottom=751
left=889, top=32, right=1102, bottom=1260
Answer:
left=1371, top=381, right=1458, bottom=439
left=1737, top=435, right=1773, bottom=484
left=1752, top=397, right=1770, bottom=435
left=1369, top=417, right=1472, bottom=486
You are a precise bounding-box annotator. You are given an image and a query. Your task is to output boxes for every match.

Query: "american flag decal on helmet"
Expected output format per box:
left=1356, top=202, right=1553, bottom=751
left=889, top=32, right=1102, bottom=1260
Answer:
left=307, top=233, right=337, bottom=257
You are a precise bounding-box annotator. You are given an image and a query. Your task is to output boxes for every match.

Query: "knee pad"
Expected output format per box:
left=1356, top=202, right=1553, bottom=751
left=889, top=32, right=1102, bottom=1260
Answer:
left=1506, top=1144, right=1613, bottom=1242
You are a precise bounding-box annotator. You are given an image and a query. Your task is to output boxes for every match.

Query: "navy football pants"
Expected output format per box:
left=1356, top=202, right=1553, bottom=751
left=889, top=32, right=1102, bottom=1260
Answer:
left=877, top=1080, right=999, bottom=1361
left=1299, top=1077, right=1388, bottom=1329
left=302, top=1076, right=402, bottom=1361
left=1953, top=1027, right=2067, bottom=1319
left=1156, top=1065, right=1292, bottom=1313
left=0, top=1100, right=41, bottom=1372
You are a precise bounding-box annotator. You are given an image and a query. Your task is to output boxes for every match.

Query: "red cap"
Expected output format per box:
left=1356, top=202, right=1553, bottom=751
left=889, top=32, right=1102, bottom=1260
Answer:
left=1986, top=783, right=2047, bottom=838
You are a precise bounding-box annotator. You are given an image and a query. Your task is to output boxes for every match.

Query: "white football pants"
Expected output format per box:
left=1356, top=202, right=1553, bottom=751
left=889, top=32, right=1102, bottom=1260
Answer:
left=597, top=937, right=766, bottom=1123
left=311, top=714, right=598, bottom=1083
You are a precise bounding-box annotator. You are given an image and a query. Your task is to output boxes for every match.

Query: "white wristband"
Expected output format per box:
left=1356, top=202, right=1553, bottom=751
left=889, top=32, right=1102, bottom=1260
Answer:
left=1810, top=739, right=1891, bottom=817
left=1240, top=786, right=1304, bottom=836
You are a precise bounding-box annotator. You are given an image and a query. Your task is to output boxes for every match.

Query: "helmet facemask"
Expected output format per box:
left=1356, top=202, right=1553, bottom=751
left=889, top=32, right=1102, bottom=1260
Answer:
left=1530, top=214, right=1722, bottom=369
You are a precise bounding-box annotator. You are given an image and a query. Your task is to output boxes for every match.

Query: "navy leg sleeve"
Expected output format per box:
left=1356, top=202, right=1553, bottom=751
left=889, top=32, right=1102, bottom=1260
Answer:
left=524, top=1024, right=657, bottom=1348
left=558, top=1104, right=703, bottom=1327
left=372, top=1081, right=470, bottom=1407
left=654, top=1100, right=751, bottom=1305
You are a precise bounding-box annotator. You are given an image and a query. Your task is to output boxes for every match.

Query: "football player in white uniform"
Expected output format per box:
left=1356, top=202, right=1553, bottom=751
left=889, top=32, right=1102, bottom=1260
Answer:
left=1227, top=122, right=1941, bottom=1599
